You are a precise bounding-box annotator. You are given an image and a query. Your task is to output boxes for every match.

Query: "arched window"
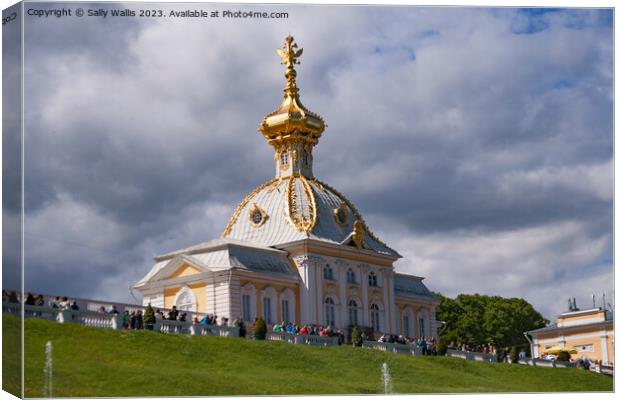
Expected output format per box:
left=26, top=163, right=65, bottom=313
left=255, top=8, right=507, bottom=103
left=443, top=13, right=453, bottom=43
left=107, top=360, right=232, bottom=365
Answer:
left=261, top=286, right=277, bottom=325
left=323, top=265, right=334, bottom=280
left=348, top=299, right=359, bottom=327
left=346, top=268, right=356, bottom=284
left=402, top=306, right=414, bottom=337
left=174, top=286, right=197, bottom=312
left=302, top=150, right=309, bottom=165
left=280, top=288, right=296, bottom=324
left=280, top=151, right=288, bottom=165
left=368, top=272, right=378, bottom=287
left=370, top=303, right=381, bottom=333
left=241, top=283, right=256, bottom=322
left=324, top=297, right=336, bottom=326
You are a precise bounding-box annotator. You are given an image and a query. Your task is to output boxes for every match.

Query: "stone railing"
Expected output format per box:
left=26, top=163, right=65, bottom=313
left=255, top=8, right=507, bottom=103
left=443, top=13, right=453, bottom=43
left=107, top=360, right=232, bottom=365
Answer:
left=517, top=357, right=576, bottom=369
left=446, top=349, right=498, bottom=363
left=4, top=302, right=123, bottom=329
left=4, top=302, right=60, bottom=321
left=189, top=324, right=240, bottom=337
left=266, top=332, right=339, bottom=346
left=3, top=302, right=237, bottom=337
left=155, top=319, right=191, bottom=334
left=362, top=340, right=423, bottom=356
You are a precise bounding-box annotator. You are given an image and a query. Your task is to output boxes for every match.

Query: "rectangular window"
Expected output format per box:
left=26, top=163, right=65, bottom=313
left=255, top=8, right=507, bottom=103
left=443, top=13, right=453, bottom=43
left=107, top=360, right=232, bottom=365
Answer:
left=403, top=316, right=410, bottom=336
left=263, top=298, right=272, bottom=324
left=242, top=295, right=251, bottom=321
left=419, top=318, right=425, bottom=337
left=282, top=299, right=290, bottom=323
left=574, top=344, right=594, bottom=352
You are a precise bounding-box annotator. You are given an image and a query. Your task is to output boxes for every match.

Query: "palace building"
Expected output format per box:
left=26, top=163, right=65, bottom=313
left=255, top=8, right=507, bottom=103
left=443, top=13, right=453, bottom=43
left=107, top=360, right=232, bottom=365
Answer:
left=526, top=300, right=614, bottom=365
left=132, top=36, right=440, bottom=338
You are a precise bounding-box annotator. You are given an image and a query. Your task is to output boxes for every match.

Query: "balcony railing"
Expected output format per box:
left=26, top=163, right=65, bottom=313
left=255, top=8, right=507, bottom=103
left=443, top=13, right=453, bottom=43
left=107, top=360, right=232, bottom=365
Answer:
left=266, top=332, right=339, bottom=346
left=362, top=340, right=423, bottom=356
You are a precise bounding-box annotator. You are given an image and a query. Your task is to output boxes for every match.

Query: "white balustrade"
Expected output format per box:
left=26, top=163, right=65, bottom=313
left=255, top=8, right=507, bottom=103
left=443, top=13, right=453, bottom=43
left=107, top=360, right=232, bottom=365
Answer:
left=189, top=324, right=240, bottom=337
left=266, top=332, right=338, bottom=346
left=446, top=349, right=498, bottom=363
left=362, top=340, right=420, bottom=355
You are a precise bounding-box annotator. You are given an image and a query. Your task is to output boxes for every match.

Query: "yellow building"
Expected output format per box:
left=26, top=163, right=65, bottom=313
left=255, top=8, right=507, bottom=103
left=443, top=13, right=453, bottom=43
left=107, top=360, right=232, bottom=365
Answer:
left=132, top=36, right=439, bottom=338
left=526, top=303, right=614, bottom=366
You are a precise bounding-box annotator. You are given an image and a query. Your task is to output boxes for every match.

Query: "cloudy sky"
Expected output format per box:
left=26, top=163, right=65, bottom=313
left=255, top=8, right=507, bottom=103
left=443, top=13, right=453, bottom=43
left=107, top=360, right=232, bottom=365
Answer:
left=3, top=3, right=613, bottom=319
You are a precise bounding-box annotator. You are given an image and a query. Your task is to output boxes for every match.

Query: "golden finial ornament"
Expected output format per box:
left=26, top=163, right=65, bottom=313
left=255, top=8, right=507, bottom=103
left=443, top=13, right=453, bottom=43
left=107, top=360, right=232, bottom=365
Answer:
left=352, top=220, right=366, bottom=249
left=259, top=35, right=326, bottom=179
left=277, top=35, right=303, bottom=96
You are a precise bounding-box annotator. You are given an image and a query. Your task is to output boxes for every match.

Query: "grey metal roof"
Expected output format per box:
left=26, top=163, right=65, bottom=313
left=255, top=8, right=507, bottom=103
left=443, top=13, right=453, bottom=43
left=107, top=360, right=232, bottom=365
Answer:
left=393, top=273, right=438, bottom=302
left=135, top=238, right=296, bottom=286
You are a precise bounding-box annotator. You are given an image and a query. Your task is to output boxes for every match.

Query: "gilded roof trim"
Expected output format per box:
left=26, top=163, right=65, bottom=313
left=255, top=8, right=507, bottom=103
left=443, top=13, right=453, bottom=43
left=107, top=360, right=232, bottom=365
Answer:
left=221, top=178, right=279, bottom=238
left=285, top=174, right=317, bottom=232
left=314, top=178, right=398, bottom=254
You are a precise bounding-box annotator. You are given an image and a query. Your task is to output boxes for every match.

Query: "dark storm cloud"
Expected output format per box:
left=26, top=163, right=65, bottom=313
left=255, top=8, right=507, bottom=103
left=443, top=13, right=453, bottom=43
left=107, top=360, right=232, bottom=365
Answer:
left=13, top=4, right=613, bottom=318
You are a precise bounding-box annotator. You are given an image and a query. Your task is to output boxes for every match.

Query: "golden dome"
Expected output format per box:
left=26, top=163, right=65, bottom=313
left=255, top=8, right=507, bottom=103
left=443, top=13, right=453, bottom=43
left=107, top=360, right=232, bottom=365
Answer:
left=259, top=36, right=326, bottom=179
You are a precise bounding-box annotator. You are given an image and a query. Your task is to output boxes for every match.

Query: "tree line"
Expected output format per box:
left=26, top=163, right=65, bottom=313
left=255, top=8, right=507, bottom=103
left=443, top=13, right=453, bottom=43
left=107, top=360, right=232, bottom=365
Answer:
left=435, top=293, right=548, bottom=354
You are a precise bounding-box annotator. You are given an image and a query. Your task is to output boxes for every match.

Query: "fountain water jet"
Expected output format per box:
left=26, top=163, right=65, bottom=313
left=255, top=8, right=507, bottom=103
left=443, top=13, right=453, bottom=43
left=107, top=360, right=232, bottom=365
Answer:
left=44, top=341, right=52, bottom=397
left=381, top=362, right=392, bottom=394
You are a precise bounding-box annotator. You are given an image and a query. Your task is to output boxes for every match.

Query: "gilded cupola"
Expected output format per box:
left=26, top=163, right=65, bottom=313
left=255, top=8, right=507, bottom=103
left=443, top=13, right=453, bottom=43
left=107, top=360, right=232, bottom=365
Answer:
left=259, top=35, right=326, bottom=179
left=220, top=36, right=399, bottom=258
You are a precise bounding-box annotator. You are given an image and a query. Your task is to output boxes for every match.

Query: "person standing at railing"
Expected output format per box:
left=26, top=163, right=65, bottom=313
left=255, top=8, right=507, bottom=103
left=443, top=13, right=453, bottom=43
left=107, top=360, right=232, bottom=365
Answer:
left=168, top=306, right=179, bottom=321
left=179, top=313, right=187, bottom=322
left=135, top=310, right=144, bottom=329
left=239, top=319, right=247, bottom=338
left=7, top=291, right=19, bottom=303
left=109, top=305, right=119, bottom=315
left=122, top=311, right=130, bottom=329
left=58, top=297, right=71, bottom=310
left=24, top=292, right=35, bottom=306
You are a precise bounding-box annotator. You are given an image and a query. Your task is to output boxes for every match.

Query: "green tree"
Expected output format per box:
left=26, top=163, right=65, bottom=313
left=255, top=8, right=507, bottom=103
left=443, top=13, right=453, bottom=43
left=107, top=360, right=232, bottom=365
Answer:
left=435, top=293, right=548, bottom=350
left=253, top=317, right=267, bottom=340
left=143, top=304, right=156, bottom=330
left=351, top=326, right=363, bottom=347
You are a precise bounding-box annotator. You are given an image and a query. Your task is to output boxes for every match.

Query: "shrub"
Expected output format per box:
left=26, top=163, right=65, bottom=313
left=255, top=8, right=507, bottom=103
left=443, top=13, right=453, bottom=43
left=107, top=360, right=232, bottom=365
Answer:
left=143, top=304, right=155, bottom=330
left=253, top=318, right=267, bottom=340
left=435, top=337, right=448, bottom=355
left=509, top=346, right=519, bottom=363
left=351, top=326, right=363, bottom=347
left=557, top=351, right=571, bottom=362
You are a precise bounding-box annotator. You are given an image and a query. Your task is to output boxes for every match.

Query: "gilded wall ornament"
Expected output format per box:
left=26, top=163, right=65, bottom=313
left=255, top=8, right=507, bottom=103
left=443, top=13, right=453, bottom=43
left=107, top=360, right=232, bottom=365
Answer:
left=352, top=219, right=365, bottom=249
left=248, top=203, right=268, bottom=228
left=333, top=202, right=349, bottom=226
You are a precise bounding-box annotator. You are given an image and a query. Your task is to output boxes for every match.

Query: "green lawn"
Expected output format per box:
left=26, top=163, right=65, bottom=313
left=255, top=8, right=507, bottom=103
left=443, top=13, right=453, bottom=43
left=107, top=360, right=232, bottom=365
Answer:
left=2, top=314, right=613, bottom=397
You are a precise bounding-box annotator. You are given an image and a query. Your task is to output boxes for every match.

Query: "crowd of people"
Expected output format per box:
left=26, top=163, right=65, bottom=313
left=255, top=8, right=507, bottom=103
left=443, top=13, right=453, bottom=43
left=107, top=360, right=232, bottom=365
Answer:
left=3, top=291, right=81, bottom=311
left=447, top=341, right=497, bottom=355
left=270, top=322, right=346, bottom=344
left=377, top=333, right=439, bottom=355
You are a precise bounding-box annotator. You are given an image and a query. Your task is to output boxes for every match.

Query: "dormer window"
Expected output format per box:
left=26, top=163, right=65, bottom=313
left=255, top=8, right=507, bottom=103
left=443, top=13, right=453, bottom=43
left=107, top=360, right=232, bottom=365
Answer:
left=323, top=265, right=334, bottom=280
left=346, top=268, right=356, bottom=284
left=368, top=272, right=378, bottom=287
left=280, top=151, right=288, bottom=165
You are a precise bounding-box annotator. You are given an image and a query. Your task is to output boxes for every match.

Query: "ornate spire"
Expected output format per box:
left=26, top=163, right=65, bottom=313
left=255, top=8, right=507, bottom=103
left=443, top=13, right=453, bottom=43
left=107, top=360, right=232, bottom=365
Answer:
left=277, top=35, right=303, bottom=97
left=259, top=35, right=326, bottom=179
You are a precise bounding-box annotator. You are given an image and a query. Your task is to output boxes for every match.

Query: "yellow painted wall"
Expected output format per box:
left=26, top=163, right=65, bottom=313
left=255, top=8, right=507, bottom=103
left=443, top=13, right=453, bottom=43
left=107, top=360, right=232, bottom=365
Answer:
left=168, top=263, right=202, bottom=279
left=163, top=282, right=207, bottom=313
left=535, top=330, right=614, bottom=364
left=239, top=279, right=299, bottom=324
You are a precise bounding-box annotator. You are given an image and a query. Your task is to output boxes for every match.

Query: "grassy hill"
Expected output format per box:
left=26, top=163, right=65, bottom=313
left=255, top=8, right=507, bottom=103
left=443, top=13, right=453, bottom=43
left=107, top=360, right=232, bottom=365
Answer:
left=2, top=315, right=613, bottom=397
